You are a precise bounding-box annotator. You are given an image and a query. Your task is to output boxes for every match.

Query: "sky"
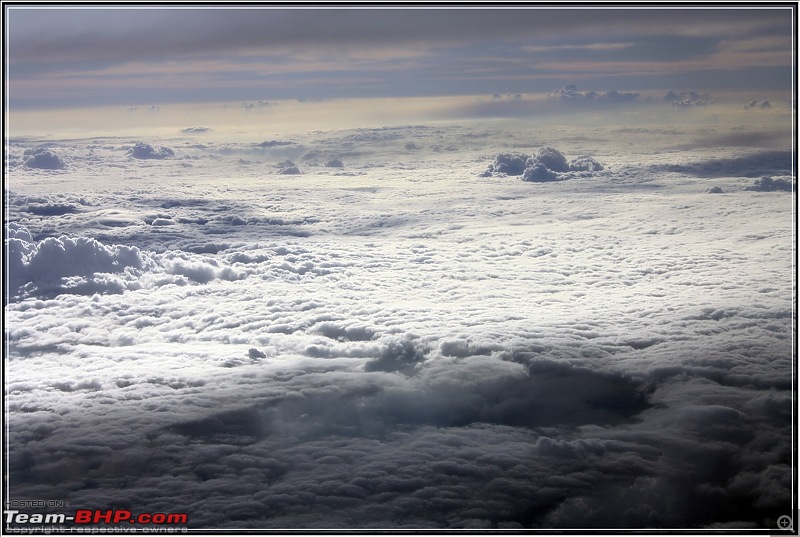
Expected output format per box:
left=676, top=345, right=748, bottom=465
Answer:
left=4, top=5, right=795, bottom=109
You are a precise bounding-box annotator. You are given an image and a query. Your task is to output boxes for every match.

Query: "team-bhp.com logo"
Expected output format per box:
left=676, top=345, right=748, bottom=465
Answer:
left=5, top=509, right=187, bottom=528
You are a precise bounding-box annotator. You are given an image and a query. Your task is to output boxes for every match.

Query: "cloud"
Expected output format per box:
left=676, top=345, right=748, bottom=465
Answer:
left=258, top=140, right=294, bottom=148
left=276, top=160, right=302, bottom=175
left=363, top=337, right=429, bottom=375
left=522, top=162, right=559, bottom=182
left=25, top=202, right=80, bottom=216
left=548, top=84, right=640, bottom=104
left=744, top=100, right=772, bottom=110
left=480, top=153, right=529, bottom=176
left=4, top=223, right=242, bottom=301
left=664, top=90, right=713, bottom=107
left=532, top=146, right=569, bottom=172
left=2, top=122, right=792, bottom=531
left=743, top=176, right=794, bottom=192
left=181, top=126, right=212, bottom=134
left=568, top=155, right=604, bottom=172
left=23, top=147, right=66, bottom=170
left=127, top=142, right=175, bottom=159
left=482, top=146, right=604, bottom=182
left=4, top=224, right=152, bottom=301
left=325, top=158, right=344, bottom=168
left=650, top=150, right=793, bottom=178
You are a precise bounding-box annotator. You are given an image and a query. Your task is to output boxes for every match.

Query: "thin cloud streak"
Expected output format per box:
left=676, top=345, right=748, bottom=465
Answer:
left=521, top=42, right=635, bottom=53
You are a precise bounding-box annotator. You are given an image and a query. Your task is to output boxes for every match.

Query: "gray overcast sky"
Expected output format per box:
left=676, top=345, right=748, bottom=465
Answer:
left=4, top=5, right=795, bottom=108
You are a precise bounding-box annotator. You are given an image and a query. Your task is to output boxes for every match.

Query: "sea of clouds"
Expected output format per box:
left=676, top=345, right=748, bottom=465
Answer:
left=3, top=115, right=795, bottom=530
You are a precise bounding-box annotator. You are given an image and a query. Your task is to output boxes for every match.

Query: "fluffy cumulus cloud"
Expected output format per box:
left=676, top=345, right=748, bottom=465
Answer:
left=4, top=223, right=242, bottom=302
left=743, top=176, right=794, bottom=192
left=127, top=142, right=175, bottom=159
left=481, top=153, right=528, bottom=176
left=482, top=146, right=604, bottom=182
left=23, top=147, right=66, bottom=170
left=2, top=121, right=793, bottom=531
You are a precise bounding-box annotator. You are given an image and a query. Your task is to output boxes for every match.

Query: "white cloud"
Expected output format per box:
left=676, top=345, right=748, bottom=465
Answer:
left=23, top=147, right=66, bottom=170
left=127, top=142, right=175, bottom=159
left=4, top=224, right=244, bottom=301
left=743, top=176, right=794, bottom=192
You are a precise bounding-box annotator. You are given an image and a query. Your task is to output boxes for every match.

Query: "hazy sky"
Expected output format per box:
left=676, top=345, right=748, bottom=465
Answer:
left=4, top=5, right=794, bottom=109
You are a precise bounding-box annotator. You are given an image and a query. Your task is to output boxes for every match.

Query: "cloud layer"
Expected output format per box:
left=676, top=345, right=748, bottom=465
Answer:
left=3, top=120, right=794, bottom=530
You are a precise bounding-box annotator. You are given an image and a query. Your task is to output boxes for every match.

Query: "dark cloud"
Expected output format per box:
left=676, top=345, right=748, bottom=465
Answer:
left=4, top=339, right=790, bottom=528
left=523, top=162, right=559, bottom=182
left=675, top=130, right=789, bottom=151
left=480, top=153, right=529, bottom=177
left=364, top=338, right=429, bottom=375
left=25, top=203, right=79, bottom=216
left=242, top=101, right=277, bottom=110
left=650, top=150, right=793, bottom=178
left=532, top=146, right=570, bottom=172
